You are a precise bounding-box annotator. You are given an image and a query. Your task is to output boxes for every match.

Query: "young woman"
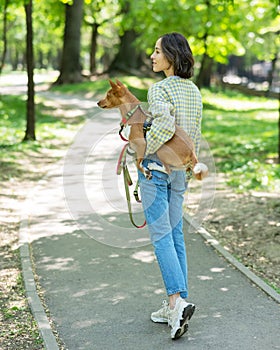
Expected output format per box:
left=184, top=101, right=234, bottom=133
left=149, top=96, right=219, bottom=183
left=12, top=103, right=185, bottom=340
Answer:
left=138, top=32, right=202, bottom=340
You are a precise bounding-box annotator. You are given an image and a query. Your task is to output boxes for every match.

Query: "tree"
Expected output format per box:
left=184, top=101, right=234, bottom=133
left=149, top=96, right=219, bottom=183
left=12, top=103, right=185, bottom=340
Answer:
left=108, top=0, right=144, bottom=73
left=108, top=29, right=141, bottom=73
left=121, top=0, right=278, bottom=86
left=83, top=0, right=119, bottom=74
left=0, top=0, right=10, bottom=74
left=54, top=0, right=84, bottom=84
left=23, top=0, right=35, bottom=141
left=33, top=0, right=65, bottom=70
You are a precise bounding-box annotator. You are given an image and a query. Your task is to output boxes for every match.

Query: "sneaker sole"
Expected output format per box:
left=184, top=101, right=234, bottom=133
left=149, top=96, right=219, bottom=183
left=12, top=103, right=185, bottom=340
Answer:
left=172, top=304, right=195, bottom=340
left=150, top=316, right=168, bottom=323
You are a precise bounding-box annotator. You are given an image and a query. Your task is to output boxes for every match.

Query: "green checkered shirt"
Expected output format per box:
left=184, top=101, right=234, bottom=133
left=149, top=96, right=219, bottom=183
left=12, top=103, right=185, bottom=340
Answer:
left=145, top=76, right=202, bottom=157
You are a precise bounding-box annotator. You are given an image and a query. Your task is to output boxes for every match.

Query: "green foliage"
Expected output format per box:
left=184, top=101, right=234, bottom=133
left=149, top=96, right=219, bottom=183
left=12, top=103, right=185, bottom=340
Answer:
left=1, top=0, right=278, bottom=72
left=124, top=0, right=279, bottom=64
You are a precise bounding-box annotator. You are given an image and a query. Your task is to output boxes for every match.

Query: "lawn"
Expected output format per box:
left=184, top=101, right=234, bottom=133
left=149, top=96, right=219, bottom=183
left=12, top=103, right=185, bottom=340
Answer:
left=201, top=88, right=279, bottom=192
left=0, top=94, right=85, bottom=182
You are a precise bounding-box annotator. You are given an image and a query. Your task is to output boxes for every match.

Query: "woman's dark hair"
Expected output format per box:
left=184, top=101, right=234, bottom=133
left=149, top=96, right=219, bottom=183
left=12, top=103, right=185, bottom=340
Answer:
left=160, top=32, right=194, bottom=79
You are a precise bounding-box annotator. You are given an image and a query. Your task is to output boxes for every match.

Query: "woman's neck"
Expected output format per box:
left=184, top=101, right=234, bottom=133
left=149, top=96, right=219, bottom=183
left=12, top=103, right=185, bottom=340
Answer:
left=164, top=66, right=175, bottom=77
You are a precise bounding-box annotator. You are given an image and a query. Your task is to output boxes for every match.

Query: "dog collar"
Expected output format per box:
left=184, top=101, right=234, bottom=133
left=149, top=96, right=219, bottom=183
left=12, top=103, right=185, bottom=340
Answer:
left=120, top=105, right=140, bottom=127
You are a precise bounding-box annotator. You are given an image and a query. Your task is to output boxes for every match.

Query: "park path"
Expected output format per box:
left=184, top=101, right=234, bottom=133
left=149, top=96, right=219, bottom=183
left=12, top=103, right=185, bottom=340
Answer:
left=2, top=73, right=279, bottom=349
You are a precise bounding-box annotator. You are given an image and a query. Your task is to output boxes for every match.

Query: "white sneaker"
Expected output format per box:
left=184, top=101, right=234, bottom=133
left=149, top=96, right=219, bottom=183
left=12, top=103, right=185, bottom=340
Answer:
left=151, top=300, right=170, bottom=323
left=168, top=298, right=195, bottom=340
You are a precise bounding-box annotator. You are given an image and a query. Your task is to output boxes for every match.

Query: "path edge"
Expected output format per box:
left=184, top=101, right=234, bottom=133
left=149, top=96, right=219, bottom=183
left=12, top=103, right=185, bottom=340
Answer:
left=184, top=213, right=280, bottom=304
left=19, top=214, right=60, bottom=350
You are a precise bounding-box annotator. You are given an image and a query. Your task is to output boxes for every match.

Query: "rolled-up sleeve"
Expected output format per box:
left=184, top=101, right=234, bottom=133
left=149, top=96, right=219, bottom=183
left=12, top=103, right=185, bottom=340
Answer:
left=189, top=101, right=202, bottom=156
left=145, top=84, right=176, bottom=156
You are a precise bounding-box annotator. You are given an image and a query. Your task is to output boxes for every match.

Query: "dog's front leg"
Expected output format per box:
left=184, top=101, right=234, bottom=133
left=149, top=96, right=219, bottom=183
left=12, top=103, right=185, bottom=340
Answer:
left=130, top=139, right=152, bottom=180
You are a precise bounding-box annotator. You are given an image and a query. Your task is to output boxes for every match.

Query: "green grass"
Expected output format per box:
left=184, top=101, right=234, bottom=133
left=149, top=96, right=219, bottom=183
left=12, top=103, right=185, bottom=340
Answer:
left=201, top=87, right=279, bottom=192
left=0, top=94, right=85, bottom=182
left=264, top=280, right=280, bottom=294
left=1, top=76, right=279, bottom=193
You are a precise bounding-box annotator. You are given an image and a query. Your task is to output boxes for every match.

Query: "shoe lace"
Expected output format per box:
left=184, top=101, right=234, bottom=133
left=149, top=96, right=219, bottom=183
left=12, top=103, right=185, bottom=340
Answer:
left=153, top=300, right=169, bottom=317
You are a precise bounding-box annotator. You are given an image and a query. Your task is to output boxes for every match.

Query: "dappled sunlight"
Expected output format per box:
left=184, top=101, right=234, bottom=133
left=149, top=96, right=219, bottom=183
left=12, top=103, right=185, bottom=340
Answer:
left=71, top=284, right=109, bottom=298
left=38, top=256, right=77, bottom=271
left=62, top=115, right=151, bottom=248
left=121, top=76, right=155, bottom=89
left=88, top=258, right=103, bottom=265
left=18, top=119, right=149, bottom=248
left=39, top=91, right=98, bottom=110
left=197, top=275, right=213, bottom=281
left=71, top=318, right=107, bottom=329
left=153, top=288, right=165, bottom=295
left=111, top=294, right=126, bottom=305
left=130, top=250, right=155, bottom=263
left=202, top=89, right=278, bottom=111
left=42, top=106, right=86, bottom=118
left=210, top=267, right=225, bottom=273
left=108, top=253, right=120, bottom=258
left=196, top=266, right=230, bottom=284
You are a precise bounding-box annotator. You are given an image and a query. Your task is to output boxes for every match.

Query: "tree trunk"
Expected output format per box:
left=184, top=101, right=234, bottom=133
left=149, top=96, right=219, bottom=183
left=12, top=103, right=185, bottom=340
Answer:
left=23, top=0, right=35, bottom=141
left=108, top=0, right=142, bottom=73
left=267, top=53, right=278, bottom=93
left=278, top=97, right=280, bottom=164
left=0, top=0, right=9, bottom=74
left=267, top=52, right=279, bottom=163
left=196, top=53, right=213, bottom=89
left=108, top=29, right=141, bottom=73
left=89, top=23, right=99, bottom=74
left=54, top=0, right=84, bottom=85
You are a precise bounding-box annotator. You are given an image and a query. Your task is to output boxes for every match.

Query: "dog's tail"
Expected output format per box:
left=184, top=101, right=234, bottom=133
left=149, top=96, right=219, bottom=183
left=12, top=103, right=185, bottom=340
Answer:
left=193, top=162, right=209, bottom=181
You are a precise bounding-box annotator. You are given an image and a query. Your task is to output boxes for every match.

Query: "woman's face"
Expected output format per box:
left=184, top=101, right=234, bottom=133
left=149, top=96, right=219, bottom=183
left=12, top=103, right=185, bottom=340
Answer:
left=150, top=38, right=174, bottom=77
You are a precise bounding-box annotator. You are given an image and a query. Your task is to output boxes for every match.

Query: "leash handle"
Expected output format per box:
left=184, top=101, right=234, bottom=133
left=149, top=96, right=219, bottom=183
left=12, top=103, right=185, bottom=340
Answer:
left=116, top=139, right=146, bottom=228
left=123, top=166, right=146, bottom=229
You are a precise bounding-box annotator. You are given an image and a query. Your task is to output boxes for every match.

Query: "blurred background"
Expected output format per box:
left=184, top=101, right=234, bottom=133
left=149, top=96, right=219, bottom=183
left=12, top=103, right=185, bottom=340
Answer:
left=0, top=0, right=279, bottom=93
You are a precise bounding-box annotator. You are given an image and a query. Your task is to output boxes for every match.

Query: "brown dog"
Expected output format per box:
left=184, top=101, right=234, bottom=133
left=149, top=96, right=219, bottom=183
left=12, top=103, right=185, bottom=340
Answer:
left=97, top=80, right=208, bottom=180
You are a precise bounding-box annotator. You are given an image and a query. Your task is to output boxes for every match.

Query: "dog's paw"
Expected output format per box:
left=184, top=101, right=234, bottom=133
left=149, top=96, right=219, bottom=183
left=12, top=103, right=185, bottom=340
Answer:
left=145, top=170, right=153, bottom=180
left=193, top=163, right=208, bottom=180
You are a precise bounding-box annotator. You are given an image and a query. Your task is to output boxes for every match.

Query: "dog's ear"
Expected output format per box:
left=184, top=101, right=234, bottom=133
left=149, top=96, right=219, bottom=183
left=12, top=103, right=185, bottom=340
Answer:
left=116, top=80, right=124, bottom=87
left=109, top=79, right=118, bottom=89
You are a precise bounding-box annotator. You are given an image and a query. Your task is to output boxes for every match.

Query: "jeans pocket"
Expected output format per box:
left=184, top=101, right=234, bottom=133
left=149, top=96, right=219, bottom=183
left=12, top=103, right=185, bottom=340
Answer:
left=150, top=170, right=169, bottom=182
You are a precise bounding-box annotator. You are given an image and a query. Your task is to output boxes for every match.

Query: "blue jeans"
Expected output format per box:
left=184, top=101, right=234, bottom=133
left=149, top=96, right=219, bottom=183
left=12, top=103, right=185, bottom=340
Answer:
left=138, top=159, right=188, bottom=298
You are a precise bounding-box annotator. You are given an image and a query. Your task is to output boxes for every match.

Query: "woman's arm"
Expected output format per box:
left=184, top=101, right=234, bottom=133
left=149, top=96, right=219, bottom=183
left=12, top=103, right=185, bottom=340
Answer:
left=145, top=84, right=176, bottom=156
